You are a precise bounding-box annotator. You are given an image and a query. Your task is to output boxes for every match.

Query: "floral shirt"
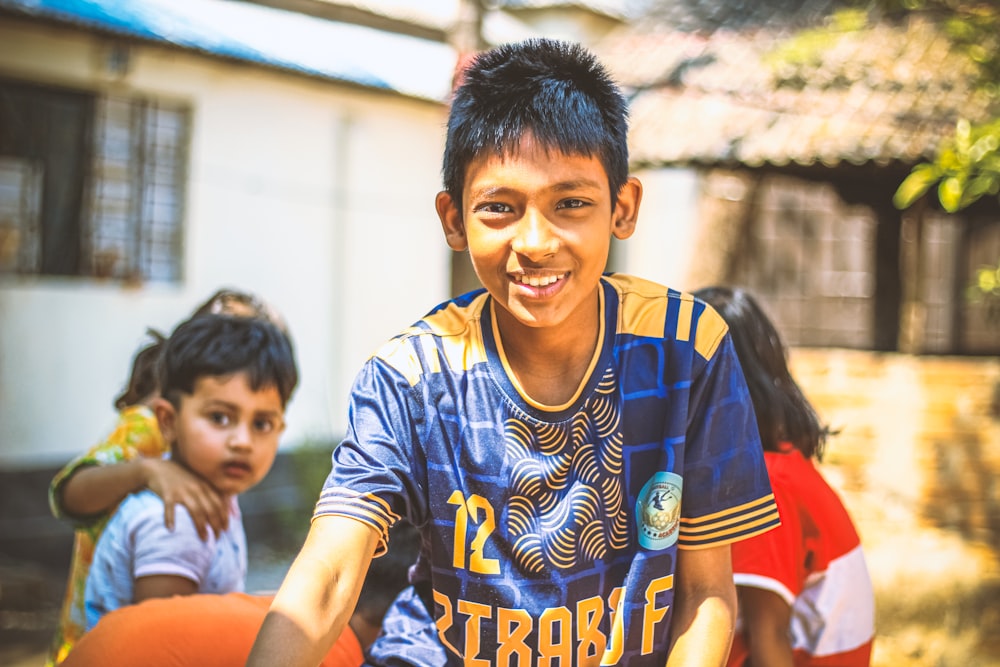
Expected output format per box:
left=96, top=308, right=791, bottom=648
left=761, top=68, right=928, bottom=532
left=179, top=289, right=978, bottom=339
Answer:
left=46, top=405, right=166, bottom=666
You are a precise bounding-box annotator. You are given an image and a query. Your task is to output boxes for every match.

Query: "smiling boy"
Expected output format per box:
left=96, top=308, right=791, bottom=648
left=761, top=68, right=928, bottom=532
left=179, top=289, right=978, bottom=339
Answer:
left=82, top=314, right=297, bottom=631
left=249, top=39, right=778, bottom=667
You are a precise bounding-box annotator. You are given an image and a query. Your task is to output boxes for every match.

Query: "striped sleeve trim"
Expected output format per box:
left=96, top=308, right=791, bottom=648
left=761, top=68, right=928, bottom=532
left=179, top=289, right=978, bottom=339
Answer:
left=312, top=487, right=400, bottom=556
left=678, top=494, right=780, bottom=549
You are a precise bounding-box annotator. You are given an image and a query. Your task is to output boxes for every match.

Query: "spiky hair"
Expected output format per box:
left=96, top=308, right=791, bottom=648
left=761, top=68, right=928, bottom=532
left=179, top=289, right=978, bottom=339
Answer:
left=442, top=38, right=629, bottom=208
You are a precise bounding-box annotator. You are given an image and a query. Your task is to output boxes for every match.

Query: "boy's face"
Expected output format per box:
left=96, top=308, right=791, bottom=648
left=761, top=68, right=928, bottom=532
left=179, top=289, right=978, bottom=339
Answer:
left=437, top=134, right=641, bottom=336
left=155, top=372, right=285, bottom=497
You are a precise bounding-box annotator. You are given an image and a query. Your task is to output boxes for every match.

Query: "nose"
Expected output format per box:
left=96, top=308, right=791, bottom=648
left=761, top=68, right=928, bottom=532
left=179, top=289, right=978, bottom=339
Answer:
left=511, top=207, right=558, bottom=260
left=227, top=422, right=252, bottom=450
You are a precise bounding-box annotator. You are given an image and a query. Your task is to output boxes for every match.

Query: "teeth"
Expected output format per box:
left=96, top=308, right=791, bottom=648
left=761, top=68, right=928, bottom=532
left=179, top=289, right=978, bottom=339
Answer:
left=518, top=274, right=564, bottom=287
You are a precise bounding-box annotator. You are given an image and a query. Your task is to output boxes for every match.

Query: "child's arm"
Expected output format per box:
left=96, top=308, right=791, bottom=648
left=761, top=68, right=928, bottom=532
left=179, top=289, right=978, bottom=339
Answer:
left=247, top=514, right=380, bottom=667
left=134, top=574, right=200, bottom=602
left=737, top=586, right=794, bottom=667
left=59, top=459, right=229, bottom=539
left=666, top=544, right=739, bottom=667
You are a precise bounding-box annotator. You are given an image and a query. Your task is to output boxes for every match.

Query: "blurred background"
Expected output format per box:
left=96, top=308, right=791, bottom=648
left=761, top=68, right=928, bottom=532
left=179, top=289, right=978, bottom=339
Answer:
left=1, top=0, right=998, bottom=665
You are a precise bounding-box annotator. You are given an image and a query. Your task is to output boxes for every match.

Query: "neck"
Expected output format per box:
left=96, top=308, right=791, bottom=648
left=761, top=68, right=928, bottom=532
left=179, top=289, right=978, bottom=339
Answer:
left=493, top=291, right=603, bottom=407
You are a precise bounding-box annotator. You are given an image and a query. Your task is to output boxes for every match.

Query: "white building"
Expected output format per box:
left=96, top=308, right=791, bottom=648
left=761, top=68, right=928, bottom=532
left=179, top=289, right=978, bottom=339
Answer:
left=0, top=0, right=458, bottom=467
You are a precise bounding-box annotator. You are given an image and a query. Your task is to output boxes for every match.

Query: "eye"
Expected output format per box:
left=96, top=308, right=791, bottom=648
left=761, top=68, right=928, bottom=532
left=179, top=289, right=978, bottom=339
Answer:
left=209, top=411, right=231, bottom=426
left=474, top=202, right=514, bottom=215
left=556, top=198, right=587, bottom=210
left=253, top=417, right=276, bottom=434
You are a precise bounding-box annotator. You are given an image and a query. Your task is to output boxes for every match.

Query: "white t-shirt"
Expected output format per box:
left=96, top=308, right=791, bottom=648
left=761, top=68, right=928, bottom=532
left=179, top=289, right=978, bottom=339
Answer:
left=84, top=489, right=246, bottom=631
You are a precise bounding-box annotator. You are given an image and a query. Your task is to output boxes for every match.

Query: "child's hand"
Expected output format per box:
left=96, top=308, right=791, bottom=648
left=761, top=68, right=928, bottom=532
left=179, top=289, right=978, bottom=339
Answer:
left=140, top=458, right=229, bottom=540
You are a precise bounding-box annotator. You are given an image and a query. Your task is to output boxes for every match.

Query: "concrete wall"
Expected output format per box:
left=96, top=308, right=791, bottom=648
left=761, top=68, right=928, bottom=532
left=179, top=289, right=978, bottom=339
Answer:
left=0, top=18, right=451, bottom=467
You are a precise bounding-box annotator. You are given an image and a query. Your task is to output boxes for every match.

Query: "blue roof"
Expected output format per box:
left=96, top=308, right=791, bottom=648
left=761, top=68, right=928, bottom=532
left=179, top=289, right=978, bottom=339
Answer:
left=0, top=0, right=457, bottom=101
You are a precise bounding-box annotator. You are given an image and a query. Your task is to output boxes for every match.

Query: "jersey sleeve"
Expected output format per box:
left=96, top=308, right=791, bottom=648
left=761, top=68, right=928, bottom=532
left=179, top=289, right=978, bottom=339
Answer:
left=49, top=406, right=166, bottom=528
left=313, top=354, right=427, bottom=557
left=678, top=313, right=780, bottom=549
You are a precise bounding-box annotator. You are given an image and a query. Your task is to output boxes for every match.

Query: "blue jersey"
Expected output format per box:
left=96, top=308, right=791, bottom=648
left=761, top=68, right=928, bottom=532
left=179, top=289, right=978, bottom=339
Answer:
left=317, top=274, right=778, bottom=666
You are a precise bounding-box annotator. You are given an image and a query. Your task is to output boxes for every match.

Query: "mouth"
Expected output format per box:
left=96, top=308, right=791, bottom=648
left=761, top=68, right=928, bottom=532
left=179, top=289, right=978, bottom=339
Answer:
left=512, top=272, right=567, bottom=288
left=222, top=461, right=252, bottom=478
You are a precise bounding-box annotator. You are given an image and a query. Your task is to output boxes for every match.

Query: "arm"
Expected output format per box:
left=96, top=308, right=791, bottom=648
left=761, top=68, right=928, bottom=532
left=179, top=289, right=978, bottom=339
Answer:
left=134, top=574, right=199, bottom=602
left=247, top=515, right=380, bottom=667
left=666, top=545, right=738, bottom=667
left=738, top=586, right=794, bottom=667
left=60, top=458, right=229, bottom=539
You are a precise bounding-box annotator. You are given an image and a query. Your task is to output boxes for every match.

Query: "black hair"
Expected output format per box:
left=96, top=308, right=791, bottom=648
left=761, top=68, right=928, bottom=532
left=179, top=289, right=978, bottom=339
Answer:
left=113, top=329, right=166, bottom=410
left=693, top=286, right=828, bottom=460
left=443, top=38, right=630, bottom=209
left=159, top=314, right=298, bottom=409
left=354, top=521, right=421, bottom=625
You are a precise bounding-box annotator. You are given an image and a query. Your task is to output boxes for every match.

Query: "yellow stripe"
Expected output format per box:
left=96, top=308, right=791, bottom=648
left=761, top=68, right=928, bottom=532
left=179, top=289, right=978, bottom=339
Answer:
left=682, top=499, right=779, bottom=534
left=614, top=275, right=670, bottom=339
left=680, top=494, right=775, bottom=527
left=680, top=508, right=781, bottom=541
left=374, top=294, right=490, bottom=384
left=678, top=519, right=781, bottom=550
left=693, top=303, right=728, bottom=360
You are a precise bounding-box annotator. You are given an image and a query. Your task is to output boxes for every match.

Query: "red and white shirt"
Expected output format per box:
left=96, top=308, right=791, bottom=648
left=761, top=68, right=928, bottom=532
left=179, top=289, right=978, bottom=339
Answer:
left=727, top=444, right=875, bottom=667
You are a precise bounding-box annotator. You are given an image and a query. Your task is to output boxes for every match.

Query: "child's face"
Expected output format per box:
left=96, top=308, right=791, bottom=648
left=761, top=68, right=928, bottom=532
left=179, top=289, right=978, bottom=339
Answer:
left=437, top=134, right=640, bottom=336
left=156, top=372, right=285, bottom=497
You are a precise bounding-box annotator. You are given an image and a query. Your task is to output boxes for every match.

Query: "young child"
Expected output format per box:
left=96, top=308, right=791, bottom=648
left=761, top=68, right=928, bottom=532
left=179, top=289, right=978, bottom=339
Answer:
left=46, top=289, right=282, bottom=665
left=693, top=286, right=875, bottom=667
left=63, top=521, right=420, bottom=667
left=80, top=313, right=297, bottom=632
left=249, top=39, right=779, bottom=667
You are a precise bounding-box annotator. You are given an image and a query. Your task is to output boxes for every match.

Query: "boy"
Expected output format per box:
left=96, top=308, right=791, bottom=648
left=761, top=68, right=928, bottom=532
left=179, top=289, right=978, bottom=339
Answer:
left=82, top=314, right=298, bottom=632
left=249, top=38, right=778, bottom=667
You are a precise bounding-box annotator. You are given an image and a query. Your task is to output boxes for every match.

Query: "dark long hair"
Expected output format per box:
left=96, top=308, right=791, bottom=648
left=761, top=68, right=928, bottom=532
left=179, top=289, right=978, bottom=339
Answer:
left=113, top=329, right=166, bottom=410
left=694, top=286, right=828, bottom=460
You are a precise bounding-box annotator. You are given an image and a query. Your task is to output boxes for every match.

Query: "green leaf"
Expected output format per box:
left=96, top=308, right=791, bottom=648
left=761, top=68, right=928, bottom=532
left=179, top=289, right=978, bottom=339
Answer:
left=893, top=164, right=941, bottom=209
left=963, top=174, right=999, bottom=205
left=939, top=176, right=965, bottom=212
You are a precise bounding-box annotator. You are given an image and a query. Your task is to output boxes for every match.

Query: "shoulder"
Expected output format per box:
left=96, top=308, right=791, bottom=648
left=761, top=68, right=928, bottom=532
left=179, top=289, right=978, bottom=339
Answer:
left=605, top=274, right=728, bottom=361
left=104, top=490, right=166, bottom=534
left=369, top=290, right=491, bottom=387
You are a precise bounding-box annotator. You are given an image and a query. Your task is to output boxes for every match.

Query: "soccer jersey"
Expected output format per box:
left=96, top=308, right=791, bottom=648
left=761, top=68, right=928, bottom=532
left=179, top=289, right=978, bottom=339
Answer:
left=727, top=445, right=874, bottom=667
left=316, top=274, right=779, bottom=666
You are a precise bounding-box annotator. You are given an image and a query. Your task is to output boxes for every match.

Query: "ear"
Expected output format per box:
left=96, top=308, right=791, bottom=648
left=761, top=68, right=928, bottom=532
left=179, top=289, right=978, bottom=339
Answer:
left=152, top=397, right=178, bottom=445
left=611, top=176, right=642, bottom=240
left=436, top=190, right=468, bottom=251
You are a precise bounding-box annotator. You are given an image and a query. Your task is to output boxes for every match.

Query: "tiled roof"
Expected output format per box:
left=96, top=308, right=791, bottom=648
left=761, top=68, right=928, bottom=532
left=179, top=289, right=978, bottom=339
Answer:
left=598, top=3, right=994, bottom=168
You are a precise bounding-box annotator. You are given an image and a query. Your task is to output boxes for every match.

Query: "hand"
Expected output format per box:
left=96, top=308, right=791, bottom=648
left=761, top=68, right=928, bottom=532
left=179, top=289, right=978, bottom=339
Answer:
left=140, top=458, right=229, bottom=540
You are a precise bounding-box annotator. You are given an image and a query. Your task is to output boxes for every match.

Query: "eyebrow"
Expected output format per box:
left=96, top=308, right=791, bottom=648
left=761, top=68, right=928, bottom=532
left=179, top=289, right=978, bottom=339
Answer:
left=202, top=399, right=281, bottom=417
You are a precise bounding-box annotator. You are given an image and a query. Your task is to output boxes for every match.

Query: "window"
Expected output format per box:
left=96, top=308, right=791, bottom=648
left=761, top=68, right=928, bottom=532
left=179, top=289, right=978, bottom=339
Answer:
left=0, top=79, right=189, bottom=282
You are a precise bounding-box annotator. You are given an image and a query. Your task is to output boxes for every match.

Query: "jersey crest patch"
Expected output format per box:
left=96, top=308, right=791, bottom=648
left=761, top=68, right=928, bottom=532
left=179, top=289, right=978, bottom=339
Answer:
left=636, top=472, right=683, bottom=550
